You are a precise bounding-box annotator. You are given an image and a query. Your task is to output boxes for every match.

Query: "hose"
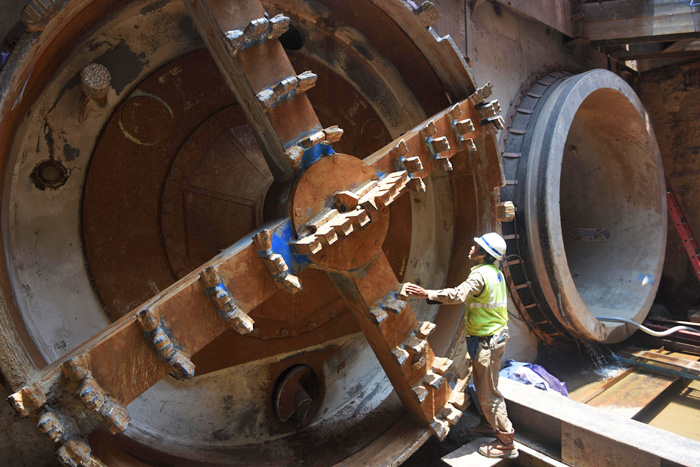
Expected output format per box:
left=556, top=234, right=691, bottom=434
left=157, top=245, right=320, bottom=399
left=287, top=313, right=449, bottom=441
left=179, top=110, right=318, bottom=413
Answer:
left=596, top=316, right=700, bottom=337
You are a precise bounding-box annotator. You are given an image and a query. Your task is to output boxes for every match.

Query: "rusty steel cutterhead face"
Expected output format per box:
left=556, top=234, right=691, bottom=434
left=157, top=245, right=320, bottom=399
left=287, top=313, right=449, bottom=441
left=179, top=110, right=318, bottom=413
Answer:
left=0, top=0, right=488, bottom=464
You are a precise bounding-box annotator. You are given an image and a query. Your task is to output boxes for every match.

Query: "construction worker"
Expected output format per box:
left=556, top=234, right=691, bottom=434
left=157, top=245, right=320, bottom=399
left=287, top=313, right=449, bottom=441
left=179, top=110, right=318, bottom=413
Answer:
left=405, top=232, right=518, bottom=459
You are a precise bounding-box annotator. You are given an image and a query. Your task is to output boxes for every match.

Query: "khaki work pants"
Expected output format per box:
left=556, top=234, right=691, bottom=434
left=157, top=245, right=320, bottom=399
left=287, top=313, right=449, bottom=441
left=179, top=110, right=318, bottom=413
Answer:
left=472, top=328, right=513, bottom=433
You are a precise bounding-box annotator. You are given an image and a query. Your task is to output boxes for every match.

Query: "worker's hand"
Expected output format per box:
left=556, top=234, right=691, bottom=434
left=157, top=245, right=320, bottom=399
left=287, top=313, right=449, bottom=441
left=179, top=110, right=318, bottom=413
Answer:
left=404, top=283, right=428, bottom=299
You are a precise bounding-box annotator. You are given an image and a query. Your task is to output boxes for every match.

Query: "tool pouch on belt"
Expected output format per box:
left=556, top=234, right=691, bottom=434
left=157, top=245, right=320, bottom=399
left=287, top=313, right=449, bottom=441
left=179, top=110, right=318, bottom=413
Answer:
left=489, top=326, right=509, bottom=351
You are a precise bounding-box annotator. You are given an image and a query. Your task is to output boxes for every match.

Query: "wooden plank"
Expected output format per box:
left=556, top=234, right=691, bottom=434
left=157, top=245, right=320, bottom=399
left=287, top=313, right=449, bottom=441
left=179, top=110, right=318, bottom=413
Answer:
left=442, top=436, right=505, bottom=467
left=575, top=367, right=636, bottom=404
left=610, top=38, right=700, bottom=61
left=586, top=369, right=677, bottom=418
left=583, top=0, right=700, bottom=43
left=493, top=0, right=576, bottom=38
left=611, top=48, right=700, bottom=60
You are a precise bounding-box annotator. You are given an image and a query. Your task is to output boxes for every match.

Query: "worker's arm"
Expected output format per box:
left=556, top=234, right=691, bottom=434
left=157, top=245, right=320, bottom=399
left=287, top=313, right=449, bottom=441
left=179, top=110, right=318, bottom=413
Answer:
left=405, top=272, right=485, bottom=304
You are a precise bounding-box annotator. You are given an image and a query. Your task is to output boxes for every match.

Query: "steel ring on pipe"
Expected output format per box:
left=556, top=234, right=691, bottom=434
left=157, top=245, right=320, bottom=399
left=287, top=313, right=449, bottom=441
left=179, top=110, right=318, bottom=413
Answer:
left=501, top=69, right=666, bottom=345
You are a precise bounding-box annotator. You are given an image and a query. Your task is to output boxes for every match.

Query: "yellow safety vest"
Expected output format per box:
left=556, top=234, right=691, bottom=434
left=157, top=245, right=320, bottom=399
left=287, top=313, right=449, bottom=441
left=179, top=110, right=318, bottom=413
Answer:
left=464, top=263, right=508, bottom=337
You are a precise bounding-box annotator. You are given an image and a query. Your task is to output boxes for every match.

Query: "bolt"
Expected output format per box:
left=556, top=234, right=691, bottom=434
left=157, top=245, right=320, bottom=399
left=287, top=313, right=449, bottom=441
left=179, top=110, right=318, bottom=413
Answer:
left=186, top=140, right=197, bottom=149
left=306, top=321, right=316, bottom=331
left=279, top=328, right=289, bottom=337
left=80, top=63, right=111, bottom=106
left=330, top=308, right=338, bottom=318
left=362, top=165, right=370, bottom=173
left=31, top=159, right=69, bottom=190
left=295, top=208, right=303, bottom=218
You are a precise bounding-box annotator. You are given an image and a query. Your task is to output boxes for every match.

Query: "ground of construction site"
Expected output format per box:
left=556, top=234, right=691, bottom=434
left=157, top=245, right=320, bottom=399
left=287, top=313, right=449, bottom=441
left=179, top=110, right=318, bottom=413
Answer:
left=0, top=0, right=699, bottom=466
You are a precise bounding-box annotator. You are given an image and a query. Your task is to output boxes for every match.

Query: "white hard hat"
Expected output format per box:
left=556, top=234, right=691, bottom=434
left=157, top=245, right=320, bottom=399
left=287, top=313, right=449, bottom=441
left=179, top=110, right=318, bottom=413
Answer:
left=474, top=232, right=507, bottom=261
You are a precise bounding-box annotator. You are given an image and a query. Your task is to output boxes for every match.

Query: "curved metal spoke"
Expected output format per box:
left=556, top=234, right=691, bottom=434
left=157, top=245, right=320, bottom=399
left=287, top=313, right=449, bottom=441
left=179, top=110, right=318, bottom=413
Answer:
left=184, top=0, right=324, bottom=181
left=8, top=220, right=292, bottom=453
left=327, top=251, right=464, bottom=440
left=363, top=84, right=504, bottom=191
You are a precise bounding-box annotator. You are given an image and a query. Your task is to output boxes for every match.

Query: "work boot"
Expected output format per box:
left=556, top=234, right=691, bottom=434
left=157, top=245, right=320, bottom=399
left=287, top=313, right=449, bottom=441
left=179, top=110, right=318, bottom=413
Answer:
left=478, top=430, right=519, bottom=459
left=468, top=421, right=497, bottom=438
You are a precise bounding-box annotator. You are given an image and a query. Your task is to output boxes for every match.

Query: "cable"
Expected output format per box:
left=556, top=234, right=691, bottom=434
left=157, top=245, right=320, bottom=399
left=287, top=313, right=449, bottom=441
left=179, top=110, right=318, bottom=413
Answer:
left=596, top=316, right=700, bottom=337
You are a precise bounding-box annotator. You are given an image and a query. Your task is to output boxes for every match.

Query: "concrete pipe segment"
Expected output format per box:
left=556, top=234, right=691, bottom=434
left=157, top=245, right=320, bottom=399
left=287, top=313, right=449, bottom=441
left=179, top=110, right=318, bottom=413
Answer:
left=501, top=69, right=666, bottom=346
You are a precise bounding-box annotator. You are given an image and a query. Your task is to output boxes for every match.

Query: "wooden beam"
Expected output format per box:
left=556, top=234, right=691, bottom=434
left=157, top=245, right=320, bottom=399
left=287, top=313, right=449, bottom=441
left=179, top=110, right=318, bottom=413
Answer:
left=609, top=39, right=700, bottom=60
left=492, top=0, right=576, bottom=38
left=611, top=48, right=700, bottom=60
left=583, top=0, right=700, bottom=44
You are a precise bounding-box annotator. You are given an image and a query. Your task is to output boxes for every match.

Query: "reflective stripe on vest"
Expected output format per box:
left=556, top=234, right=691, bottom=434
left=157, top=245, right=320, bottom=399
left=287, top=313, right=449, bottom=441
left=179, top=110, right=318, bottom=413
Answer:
left=465, top=301, right=508, bottom=309
left=464, top=263, right=508, bottom=337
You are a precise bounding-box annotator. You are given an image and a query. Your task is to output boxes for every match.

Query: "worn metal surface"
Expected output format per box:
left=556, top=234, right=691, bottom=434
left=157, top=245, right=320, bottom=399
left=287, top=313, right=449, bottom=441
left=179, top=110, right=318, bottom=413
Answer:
left=9, top=84, right=496, bottom=463
left=0, top=0, right=506, bottom=464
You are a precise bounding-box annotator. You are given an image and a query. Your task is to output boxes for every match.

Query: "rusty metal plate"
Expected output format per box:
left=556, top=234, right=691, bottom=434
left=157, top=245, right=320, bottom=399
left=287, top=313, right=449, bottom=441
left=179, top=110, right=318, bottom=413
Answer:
left=82, top=47, right=409, bottom=372
left=161, top=105, right=272, bottom=278
left=290, top=153, right=391, bottom=271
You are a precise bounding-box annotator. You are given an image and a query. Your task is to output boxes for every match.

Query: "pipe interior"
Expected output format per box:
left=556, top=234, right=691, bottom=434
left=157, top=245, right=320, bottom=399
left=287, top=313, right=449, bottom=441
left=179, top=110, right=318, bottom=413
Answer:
left=560, top=88, right=664, bottom=322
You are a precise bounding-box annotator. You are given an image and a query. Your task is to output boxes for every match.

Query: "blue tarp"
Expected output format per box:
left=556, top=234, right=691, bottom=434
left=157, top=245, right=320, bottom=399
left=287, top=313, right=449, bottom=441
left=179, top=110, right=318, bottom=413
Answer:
left=500, top=360, right=569, bottom=397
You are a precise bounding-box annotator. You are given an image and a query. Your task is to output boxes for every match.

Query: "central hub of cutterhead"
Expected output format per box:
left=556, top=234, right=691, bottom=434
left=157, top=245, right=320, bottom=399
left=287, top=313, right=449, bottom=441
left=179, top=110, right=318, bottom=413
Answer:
left=290, top=153, right=391, bottom=271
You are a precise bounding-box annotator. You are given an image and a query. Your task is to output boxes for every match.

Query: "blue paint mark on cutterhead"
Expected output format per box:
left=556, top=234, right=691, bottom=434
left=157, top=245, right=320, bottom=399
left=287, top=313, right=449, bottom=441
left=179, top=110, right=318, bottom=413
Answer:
left=299, top=142, right=335, bottom=173
left=270, top=220, right=311, bottom=274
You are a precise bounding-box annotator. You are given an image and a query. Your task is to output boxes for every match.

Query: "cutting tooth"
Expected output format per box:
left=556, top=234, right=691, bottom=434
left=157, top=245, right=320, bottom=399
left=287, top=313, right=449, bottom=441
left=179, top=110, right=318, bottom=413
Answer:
left=436, top=157, right=453, bottom=172
left=469, top=82, right=494, bottom=106
left=482, top=116, right=505, bottom=134
left=389, top=139, right=409, bottom=159
left=323, top=125, right=344, bottom=143
left=297, top=70, right=318, bottom=93
left=412, top=385, right=429, bottom=404
left=447, top=103, right=462, bottom=120
left=268, top=14, right=290, bottom=39
left=370, top=307, right=389, bottom=325
left=417, top=321, right=436, bottom=339
left=429, top=417, right=450, bottom=441
left=431, top=357, right=454, bottom=377
left=454, top=119, right=475, bottom=135
left=420, top=120, right=437, bottom=138
left=427, top=136, right=450, bottom=154
left=403, top=156, right=423, bottom=173
left=440, top=403, right=463, bottom=426
left=408, top=177, right=426, bottom=193
left=244, top=18, right=269, bottom=40
left=292, top=235, right=322, bottom=255
left=424, top=371, right=445, bottom=390
left=392, top=347, right=410, bottom=366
